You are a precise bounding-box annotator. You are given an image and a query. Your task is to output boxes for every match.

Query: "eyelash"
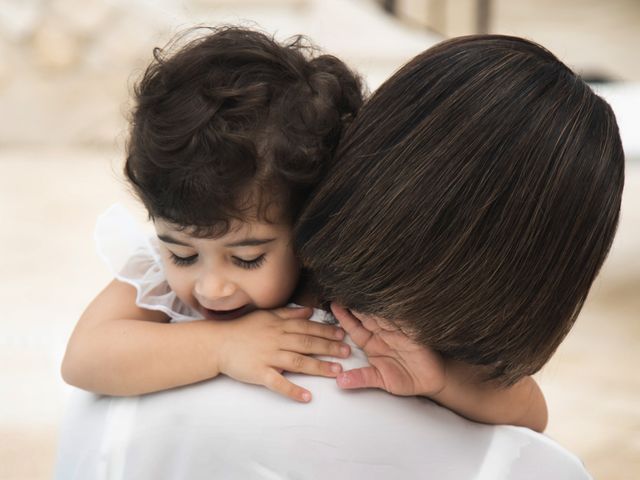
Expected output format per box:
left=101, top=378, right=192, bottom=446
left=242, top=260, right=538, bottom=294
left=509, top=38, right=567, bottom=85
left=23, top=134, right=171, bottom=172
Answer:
left=169, top=253, right=266, bottom=270
left=169, top=253, right=198, bottom=267
left=232, top=254, right=266, bottom=270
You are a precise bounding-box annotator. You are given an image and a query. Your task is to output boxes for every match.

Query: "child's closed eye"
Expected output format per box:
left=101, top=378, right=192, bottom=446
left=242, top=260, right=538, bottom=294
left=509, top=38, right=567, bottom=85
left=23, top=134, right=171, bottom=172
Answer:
left=170, top=252, right=198, bottom=267
left=232, top=254, right=266, bottom=270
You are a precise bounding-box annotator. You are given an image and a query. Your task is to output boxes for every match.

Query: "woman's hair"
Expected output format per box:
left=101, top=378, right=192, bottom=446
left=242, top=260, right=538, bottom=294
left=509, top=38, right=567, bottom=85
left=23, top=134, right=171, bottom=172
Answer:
left=296, top=35, right=625, bottom=384
left=125, top=26, right=363, bottom=236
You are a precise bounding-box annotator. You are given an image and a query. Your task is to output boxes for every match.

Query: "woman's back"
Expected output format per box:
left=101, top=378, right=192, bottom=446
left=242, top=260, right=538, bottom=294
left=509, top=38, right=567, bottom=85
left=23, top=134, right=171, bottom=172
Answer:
left=56, top=323, right=590, bottom=479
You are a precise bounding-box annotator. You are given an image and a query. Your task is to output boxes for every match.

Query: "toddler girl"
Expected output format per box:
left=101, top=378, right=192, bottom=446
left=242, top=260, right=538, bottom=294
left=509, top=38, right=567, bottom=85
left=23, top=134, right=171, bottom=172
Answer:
left=63, top=26, right=363, bottom=402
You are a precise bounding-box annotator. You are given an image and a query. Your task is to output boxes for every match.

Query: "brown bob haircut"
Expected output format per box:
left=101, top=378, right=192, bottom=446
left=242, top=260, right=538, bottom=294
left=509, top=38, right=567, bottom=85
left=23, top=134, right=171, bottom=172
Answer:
left=125, top=27, right=363, bottom=237
left=296, top=35, right=625, bottom=384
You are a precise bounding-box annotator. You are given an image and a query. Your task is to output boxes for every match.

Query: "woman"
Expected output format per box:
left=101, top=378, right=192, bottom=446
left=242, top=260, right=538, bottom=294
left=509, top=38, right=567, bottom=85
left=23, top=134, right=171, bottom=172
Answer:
left=55, top=35, right=622, bottom=479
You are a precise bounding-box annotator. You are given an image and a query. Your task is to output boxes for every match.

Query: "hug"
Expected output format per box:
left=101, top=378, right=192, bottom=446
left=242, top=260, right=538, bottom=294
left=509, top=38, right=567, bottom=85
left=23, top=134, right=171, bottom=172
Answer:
left=57, top=27, right=623, bottom=479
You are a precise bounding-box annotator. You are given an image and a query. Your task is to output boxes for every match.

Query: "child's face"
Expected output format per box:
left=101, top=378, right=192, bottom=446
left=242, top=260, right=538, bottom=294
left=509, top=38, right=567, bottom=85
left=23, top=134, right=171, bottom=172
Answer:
left=154, top=215, right=300, bottom=321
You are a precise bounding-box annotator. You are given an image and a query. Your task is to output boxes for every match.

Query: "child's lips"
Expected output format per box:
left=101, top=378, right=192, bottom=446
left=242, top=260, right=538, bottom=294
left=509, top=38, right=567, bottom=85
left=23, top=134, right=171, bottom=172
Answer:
left=199, top=304, right=254, bottom=321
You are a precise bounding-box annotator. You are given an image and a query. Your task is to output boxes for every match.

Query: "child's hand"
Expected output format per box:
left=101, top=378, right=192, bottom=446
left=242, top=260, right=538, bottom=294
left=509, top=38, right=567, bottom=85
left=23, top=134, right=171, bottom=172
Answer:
left=217, top=307, right=350, bottom=403
left=330, top=304, right=446, bottom=397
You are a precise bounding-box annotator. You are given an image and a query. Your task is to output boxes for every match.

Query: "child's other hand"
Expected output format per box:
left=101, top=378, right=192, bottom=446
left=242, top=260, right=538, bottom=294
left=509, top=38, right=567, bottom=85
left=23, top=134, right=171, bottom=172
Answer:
left=331, top=304, right=445, bottom=397
left=217, top=307, right=350, bottom=403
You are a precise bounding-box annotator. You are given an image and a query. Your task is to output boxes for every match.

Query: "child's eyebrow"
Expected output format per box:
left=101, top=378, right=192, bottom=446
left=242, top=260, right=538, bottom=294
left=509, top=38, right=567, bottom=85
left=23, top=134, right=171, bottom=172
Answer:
left=157, top=234, right=276, bottom=248
left=157, top=234, right=190, bottom=247
left=225, top=238, right=276, bottom=248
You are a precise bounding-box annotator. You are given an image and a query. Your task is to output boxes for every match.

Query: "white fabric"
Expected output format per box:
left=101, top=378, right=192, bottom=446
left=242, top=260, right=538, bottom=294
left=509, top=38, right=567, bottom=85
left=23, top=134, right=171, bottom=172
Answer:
left=55, top=205, right=592, bottom=479
left=55, top=374, right=591, bottom=479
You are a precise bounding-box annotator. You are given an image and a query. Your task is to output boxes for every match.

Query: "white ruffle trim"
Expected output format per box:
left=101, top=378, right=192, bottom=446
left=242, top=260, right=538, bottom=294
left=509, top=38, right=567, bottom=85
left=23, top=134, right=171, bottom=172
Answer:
left=94, top=204, right=203, bottom=322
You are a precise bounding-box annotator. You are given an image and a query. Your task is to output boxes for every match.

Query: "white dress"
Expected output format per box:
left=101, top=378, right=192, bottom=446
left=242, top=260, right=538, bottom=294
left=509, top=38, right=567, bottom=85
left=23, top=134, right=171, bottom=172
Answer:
left=54, top=204, right=592, bottom=480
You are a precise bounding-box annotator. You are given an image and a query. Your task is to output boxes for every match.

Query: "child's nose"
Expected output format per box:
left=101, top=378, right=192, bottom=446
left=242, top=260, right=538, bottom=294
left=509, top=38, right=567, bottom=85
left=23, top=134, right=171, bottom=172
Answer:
left=195, top=272, right=236, bottom=301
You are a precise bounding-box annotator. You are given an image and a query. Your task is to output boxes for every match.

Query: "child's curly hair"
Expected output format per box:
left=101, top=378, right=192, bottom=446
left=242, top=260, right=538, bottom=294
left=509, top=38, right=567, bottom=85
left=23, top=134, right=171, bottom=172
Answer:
left=125, top=26, right=363, bottom=237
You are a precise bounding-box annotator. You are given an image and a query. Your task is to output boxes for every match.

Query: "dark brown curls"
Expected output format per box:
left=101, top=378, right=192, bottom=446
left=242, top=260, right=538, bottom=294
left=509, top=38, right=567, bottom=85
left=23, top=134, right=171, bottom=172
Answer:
left=296, top=35, right=625, bottom=384
left=125, top=26, right=363, bottom=236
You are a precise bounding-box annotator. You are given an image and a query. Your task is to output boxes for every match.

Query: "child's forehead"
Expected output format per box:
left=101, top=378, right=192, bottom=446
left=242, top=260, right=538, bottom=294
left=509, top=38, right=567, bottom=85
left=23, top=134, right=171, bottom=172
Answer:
left=154, top=215, right=292, bottom=242
left=152, top=193, right=292, bottom=241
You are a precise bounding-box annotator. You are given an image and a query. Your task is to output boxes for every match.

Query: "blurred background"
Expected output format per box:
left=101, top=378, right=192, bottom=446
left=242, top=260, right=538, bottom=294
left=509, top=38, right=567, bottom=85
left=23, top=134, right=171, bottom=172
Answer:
left=0, top=0, right=638, bottom=478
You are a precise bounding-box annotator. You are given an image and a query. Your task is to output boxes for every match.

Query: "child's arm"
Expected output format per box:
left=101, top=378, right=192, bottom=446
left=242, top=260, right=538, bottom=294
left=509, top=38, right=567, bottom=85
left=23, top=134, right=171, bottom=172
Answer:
left=330, top=304, right=547, bottom=432
left=429, top=360, right=547, bottom=432
left=62, top=279, right=349, bottom=402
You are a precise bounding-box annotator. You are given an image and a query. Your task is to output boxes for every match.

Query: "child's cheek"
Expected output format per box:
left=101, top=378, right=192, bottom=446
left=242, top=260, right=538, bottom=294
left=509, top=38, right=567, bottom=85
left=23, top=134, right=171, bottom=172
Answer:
left=164, top=264, right=196, bottom=310
left=266, top=260, right=301, bottom=306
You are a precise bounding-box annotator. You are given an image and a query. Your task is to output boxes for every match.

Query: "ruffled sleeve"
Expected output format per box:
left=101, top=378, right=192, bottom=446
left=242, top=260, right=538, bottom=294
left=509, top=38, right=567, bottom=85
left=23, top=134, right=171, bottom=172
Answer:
left=94, top=204, right=203, bottom=322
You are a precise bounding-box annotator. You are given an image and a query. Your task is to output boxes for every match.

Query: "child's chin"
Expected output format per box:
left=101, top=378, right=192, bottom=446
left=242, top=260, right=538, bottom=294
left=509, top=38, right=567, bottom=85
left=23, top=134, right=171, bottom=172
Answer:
left=199, top=304, right=255, bottom=321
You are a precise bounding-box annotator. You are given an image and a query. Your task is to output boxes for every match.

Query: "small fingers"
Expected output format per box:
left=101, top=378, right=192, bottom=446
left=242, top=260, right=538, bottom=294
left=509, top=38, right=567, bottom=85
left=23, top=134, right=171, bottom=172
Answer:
left=283, top=318, right=345, bottom=341
left=330, top=304, right=373, bottom=347
left=336, top=367, right=385, bottom=391
left=330, top=304, right=358, bottom=329
left=262, top=369, right=312, bottom=403
left=281, top=334, right=350, bottom=358
left=275, top=352, right=343, bottom=378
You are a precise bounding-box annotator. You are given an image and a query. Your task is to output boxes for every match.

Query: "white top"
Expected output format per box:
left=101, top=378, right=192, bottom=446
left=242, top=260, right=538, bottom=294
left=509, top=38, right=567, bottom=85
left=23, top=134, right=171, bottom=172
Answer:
left=54, top=204, right=592, bottom=479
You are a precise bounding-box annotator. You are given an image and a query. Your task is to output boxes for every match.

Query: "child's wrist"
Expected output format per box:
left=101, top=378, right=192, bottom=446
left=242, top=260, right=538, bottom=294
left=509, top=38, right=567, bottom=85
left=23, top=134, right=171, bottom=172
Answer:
left=424, top=359, right=469, bottom=402
left=200, top=320, right=231, bottom=377
left=421, top=368, right=449, bottom=400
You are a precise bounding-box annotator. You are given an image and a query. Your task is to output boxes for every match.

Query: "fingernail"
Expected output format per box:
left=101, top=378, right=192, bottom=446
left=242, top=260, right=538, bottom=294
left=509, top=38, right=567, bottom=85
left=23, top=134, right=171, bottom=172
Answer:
left=331, top=363, right=342, bottom=373
left=340, top=346, right=350, bottom=356
left=335, top=329, right=344, bottom=339
left=301, top=391, right=311, bottom=402
left=337, top=372, right=350, bottom=386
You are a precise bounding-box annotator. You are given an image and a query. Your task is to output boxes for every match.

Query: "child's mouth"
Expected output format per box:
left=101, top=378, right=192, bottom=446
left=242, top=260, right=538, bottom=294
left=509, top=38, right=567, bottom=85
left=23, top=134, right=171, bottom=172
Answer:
left=199, top=304, right=254, bottom=321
